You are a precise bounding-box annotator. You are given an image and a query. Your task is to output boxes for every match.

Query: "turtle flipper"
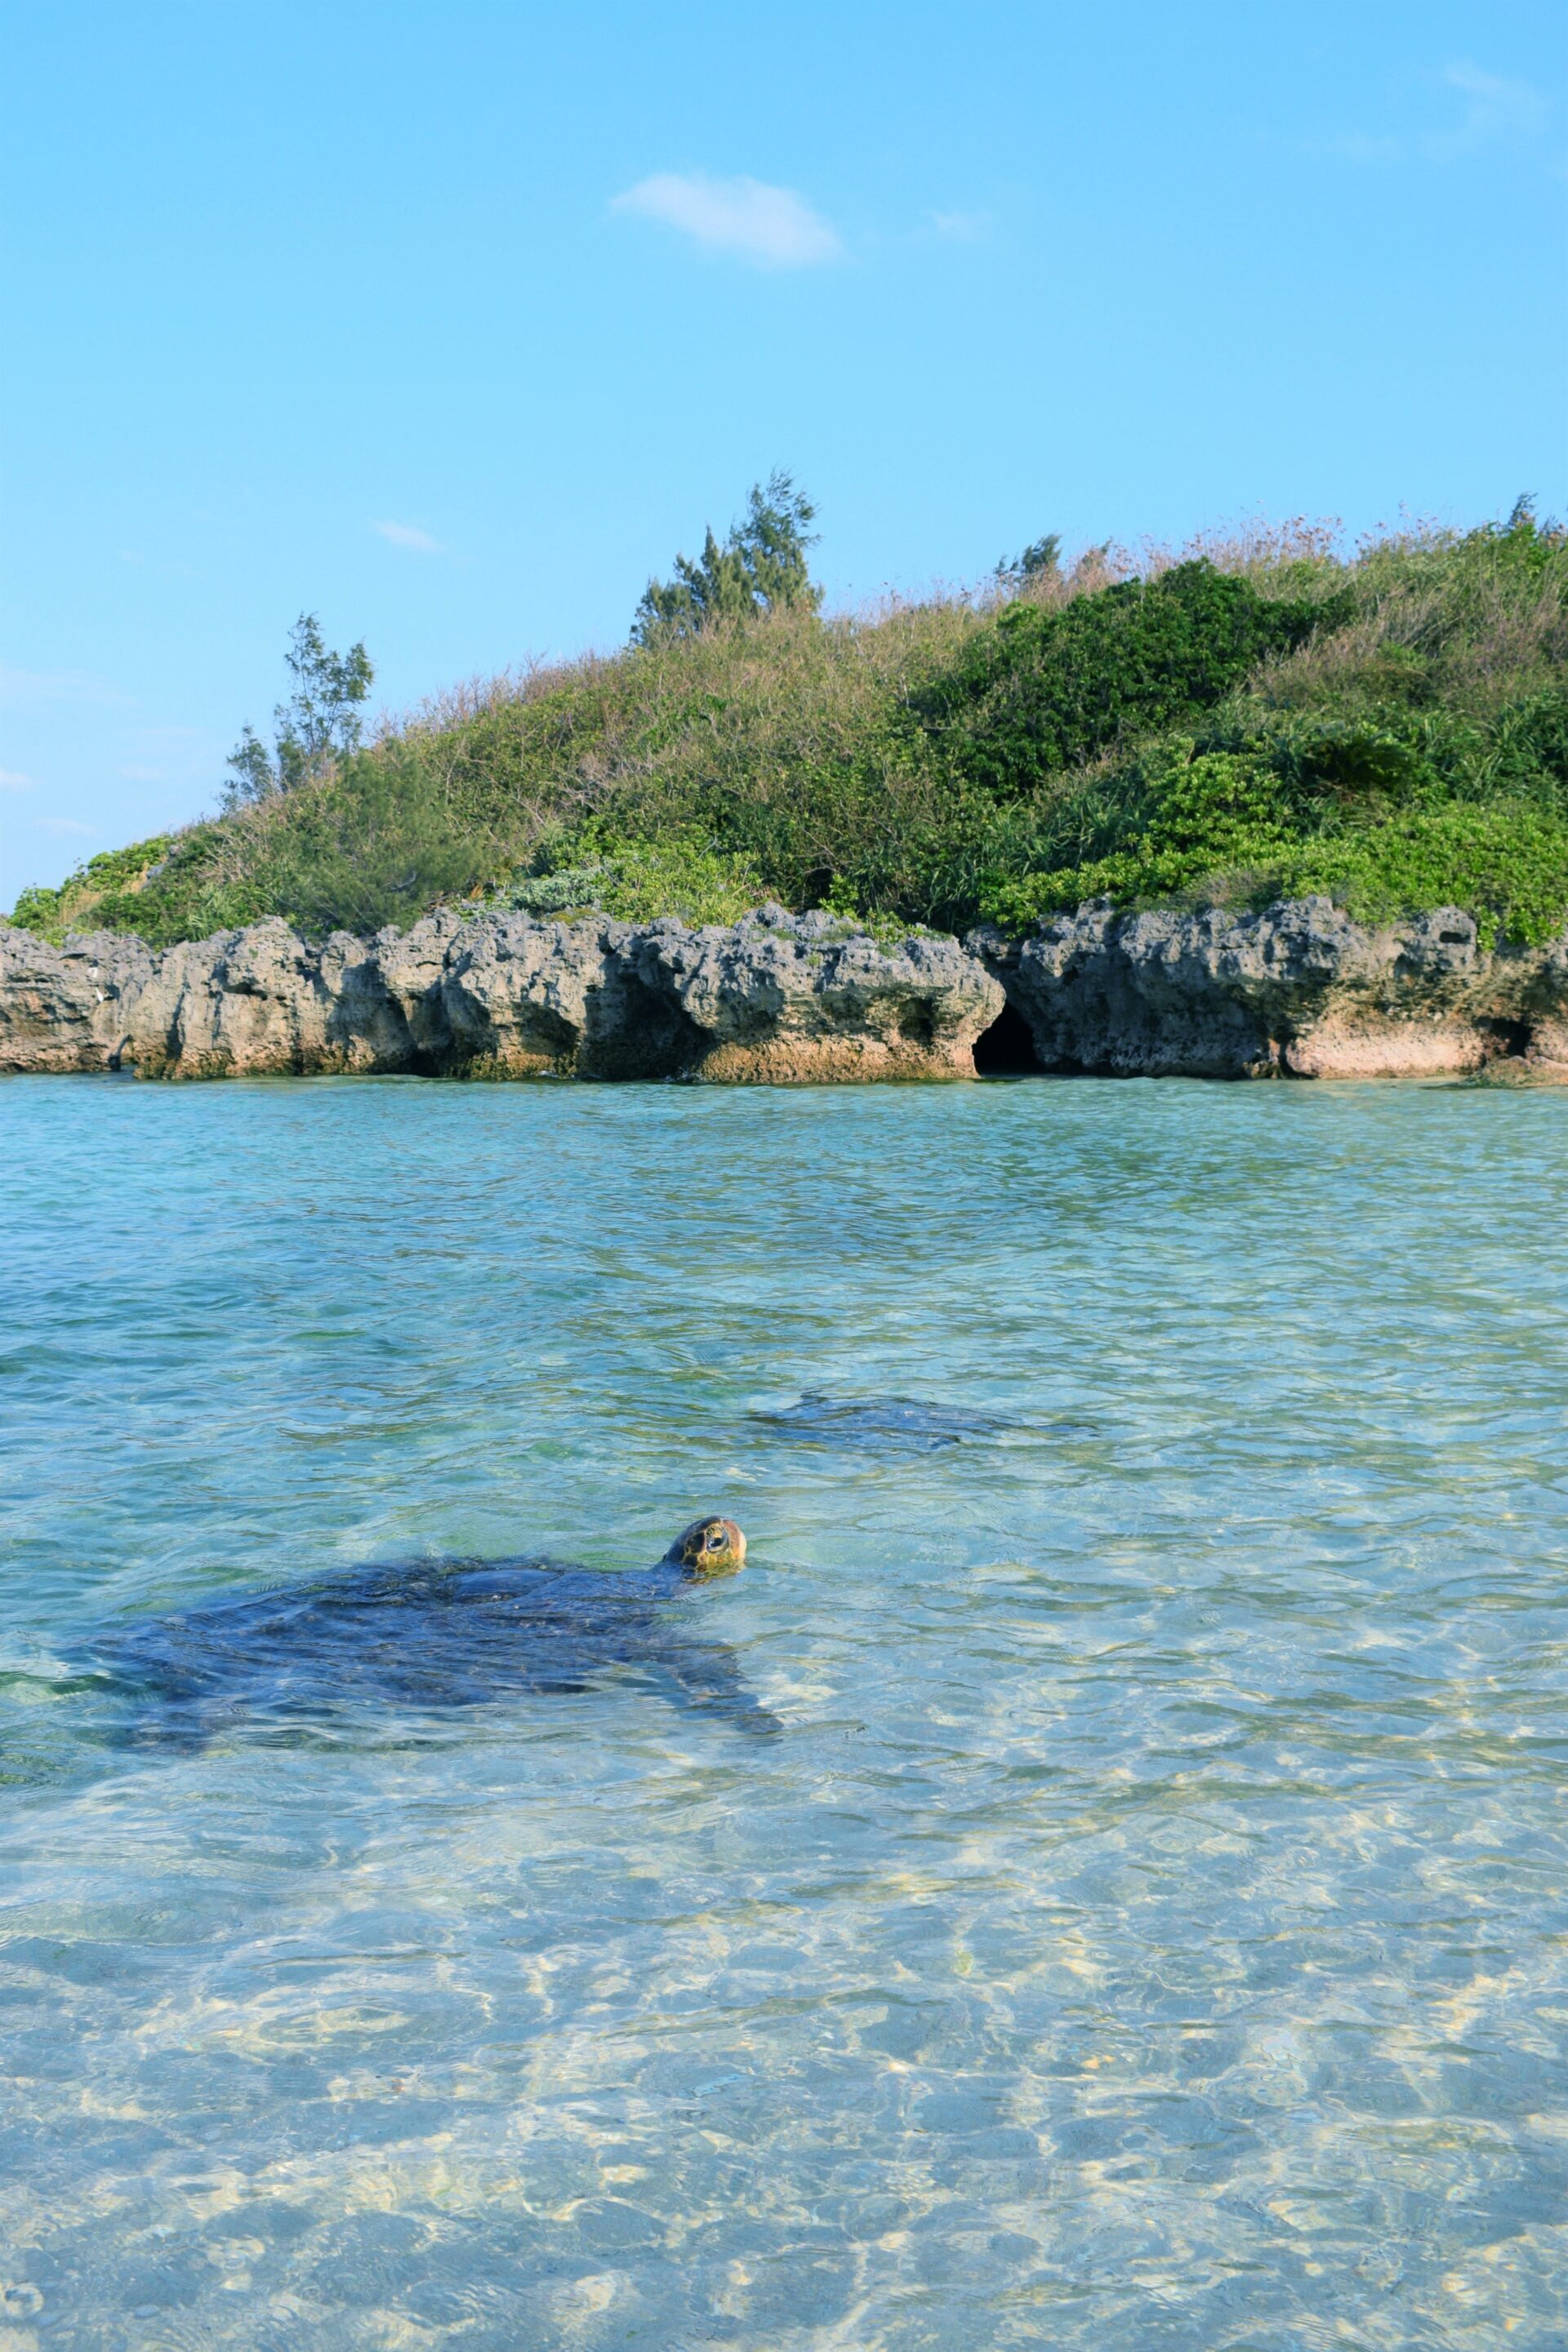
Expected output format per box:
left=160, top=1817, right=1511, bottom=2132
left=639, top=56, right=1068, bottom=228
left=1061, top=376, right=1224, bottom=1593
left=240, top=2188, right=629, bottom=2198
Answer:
left=650, top=1639, right=782, bottom=1737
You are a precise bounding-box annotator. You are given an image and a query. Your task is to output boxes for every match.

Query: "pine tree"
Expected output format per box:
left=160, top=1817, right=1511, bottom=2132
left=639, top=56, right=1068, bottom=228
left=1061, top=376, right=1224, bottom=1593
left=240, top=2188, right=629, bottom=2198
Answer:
left=632, top=473, right=821, bottom=644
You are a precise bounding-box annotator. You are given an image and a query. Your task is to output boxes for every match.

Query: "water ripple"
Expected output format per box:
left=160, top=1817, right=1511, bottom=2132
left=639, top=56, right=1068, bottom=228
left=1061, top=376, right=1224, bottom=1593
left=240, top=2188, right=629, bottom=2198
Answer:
left=1, top=1074, right=1566, bottom=2347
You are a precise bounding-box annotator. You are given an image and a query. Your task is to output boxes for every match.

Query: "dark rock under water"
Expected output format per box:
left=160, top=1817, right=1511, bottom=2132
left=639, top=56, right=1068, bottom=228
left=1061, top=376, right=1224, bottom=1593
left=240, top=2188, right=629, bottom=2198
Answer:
left=78, top=1556, right=779, bottom=1750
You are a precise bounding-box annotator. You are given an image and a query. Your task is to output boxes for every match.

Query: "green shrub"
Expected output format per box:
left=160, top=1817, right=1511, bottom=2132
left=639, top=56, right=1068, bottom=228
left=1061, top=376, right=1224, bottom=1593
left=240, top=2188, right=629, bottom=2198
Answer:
left=978, top=746, right=1297, bottom=929
left=925, top=560, right=1344, bottom=798
left=981, top=753, right=1568, bottom=949
left=8, top=883, right=64, bottom=933
left=6, top=835, right=178, bottom=942
left=1267, top=715, right=1437, bottom=807
left=1282, top=805, right=1568, bottom=947
left=494, top=823, right=766, bottom=927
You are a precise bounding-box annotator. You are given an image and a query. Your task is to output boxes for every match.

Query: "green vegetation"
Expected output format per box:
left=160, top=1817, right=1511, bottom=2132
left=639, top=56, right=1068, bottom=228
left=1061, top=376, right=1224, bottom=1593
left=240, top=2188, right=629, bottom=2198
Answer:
left=224, top=612, right=375, bottom=808
left=496, top=824, right=766, bottom=927
left=632, top=470, right=821, bottom=644
left=924, top=559, right=1348, bottom=797
left=8, top=835, right=181, bottom=942
left=11, top=495, right=1568, bottom=951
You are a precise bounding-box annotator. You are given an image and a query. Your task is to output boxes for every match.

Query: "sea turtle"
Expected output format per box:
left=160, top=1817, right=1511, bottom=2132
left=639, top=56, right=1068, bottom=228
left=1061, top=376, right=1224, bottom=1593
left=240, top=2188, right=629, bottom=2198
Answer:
left=752, top=1395, right=1010, bottom=1451
left=78, top=1516, right=775, bottom=1749
left=749, top=1394, right=1091, bottom=1452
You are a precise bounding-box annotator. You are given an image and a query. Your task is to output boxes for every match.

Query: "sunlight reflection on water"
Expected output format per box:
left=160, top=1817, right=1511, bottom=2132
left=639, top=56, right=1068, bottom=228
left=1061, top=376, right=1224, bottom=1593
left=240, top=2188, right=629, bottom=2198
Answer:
left=2, top=1072, right=1566, bottom=2349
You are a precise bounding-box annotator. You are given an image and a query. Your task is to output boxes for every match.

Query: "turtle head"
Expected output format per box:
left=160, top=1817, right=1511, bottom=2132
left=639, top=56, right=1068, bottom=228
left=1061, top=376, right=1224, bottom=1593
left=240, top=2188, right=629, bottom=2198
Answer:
left=669, top=1517, right=747, bottom=1580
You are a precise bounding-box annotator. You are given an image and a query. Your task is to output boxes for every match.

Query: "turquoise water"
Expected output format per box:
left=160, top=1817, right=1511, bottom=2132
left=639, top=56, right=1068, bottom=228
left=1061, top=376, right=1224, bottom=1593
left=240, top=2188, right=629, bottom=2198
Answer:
left=2, top=1073, right=1566, bottom=2351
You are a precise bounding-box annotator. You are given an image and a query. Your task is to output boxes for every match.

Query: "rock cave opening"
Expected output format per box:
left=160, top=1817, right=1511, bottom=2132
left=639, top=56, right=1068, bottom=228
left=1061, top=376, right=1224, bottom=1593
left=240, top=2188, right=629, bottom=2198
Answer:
left=973, top=1000, right=1044, bottom=1076
left=585, top=973, right=709, bottom=1080
left=1479, top=1016, right=1531, bottom=1062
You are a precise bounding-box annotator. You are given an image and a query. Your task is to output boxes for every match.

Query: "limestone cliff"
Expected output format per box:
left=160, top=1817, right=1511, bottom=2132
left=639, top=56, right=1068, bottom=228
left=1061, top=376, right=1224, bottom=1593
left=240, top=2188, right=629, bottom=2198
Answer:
left=0, top=907, right=1003, bottom=1083
left=5, top=898, right=1568, bottom=1084
left=968, top=898, right=1568, bottom=1080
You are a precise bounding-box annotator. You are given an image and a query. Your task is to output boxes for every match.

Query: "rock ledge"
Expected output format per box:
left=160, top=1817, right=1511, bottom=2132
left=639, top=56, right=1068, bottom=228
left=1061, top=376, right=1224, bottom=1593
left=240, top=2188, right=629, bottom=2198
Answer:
left=7, top=898, right=1568, bottom=1085
left=0, top=907, right=1003, bottom=1083
left=967, top=898, right=1568, bottom=1080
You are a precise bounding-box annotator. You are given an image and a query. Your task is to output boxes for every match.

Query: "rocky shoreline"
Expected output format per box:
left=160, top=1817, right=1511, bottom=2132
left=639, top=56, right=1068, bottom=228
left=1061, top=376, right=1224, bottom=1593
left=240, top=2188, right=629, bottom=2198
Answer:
left=3, top=898, right=1567, bottom=1084
left=0, top=907, right=1001, bottom=1084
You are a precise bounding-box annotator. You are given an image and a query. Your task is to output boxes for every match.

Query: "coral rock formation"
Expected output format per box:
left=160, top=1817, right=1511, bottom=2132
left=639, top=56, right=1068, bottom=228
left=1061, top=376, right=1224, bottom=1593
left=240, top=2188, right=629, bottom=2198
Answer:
left=7, top=898, right=1568, bottom=1085
left=0, top=907, right=1003, bottom=1084
left=968, top=899, right=1568, bottom=1081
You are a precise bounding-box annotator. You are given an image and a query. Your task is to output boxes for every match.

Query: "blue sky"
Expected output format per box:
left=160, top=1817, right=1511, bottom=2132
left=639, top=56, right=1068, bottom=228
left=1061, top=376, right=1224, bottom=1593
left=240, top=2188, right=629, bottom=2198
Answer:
left=2, top=0, right=1564, bottom=903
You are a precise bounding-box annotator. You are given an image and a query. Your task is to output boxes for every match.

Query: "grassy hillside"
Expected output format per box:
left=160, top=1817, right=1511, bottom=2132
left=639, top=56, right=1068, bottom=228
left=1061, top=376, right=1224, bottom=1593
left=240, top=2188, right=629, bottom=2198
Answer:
left=12, top=507, right=1568, bottom=950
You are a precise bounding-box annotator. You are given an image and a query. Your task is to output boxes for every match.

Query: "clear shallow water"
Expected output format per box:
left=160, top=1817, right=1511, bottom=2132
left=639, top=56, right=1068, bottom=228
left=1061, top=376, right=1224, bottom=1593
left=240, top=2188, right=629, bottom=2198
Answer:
left=2, top=1071, right=1566, bottom=2351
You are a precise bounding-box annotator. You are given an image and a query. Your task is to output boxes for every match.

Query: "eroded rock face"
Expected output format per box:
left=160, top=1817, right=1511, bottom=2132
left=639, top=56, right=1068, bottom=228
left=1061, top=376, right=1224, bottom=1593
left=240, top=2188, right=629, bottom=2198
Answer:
left=0, top=907, right=1004, bottom=1083
left=968, top=899, right=1568, bottom=1080
left=0, top=928, right=155, bottom=1072
left=8, top=898, right=1568, bottom=1085
left=628, top=911, right=1000, bottom=1081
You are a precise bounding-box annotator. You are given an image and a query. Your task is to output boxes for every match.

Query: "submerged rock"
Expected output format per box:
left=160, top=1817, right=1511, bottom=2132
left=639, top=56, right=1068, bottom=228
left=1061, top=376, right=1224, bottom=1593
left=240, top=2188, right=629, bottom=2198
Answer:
left=0, top=907, right=1004, bottom=1083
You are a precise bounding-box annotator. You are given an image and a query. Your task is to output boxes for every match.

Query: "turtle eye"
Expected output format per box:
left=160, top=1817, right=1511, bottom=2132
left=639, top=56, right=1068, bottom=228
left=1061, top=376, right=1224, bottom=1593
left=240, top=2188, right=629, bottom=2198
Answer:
left=706, top=1528, right=727, bottom=1549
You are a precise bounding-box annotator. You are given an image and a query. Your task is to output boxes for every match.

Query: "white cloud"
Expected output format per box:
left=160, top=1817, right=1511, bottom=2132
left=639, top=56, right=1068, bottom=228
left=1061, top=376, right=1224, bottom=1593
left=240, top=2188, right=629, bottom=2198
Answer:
left=35, top=816, right=96, bottom=836
left=372, top=519, right=444, bottom=553
left=1335, top=60, right=1548, bottom=164
left=0, top=663, right=129, bottom=709
left=929, top=209, right=991, bottom=243
left=1432, top=61, right=1546, bottom=156
left=612, top=172, right=841, bottom=267
left=1334, top=130, right=1403, bottom=163
left=0, top=767, right=34, bottom=791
